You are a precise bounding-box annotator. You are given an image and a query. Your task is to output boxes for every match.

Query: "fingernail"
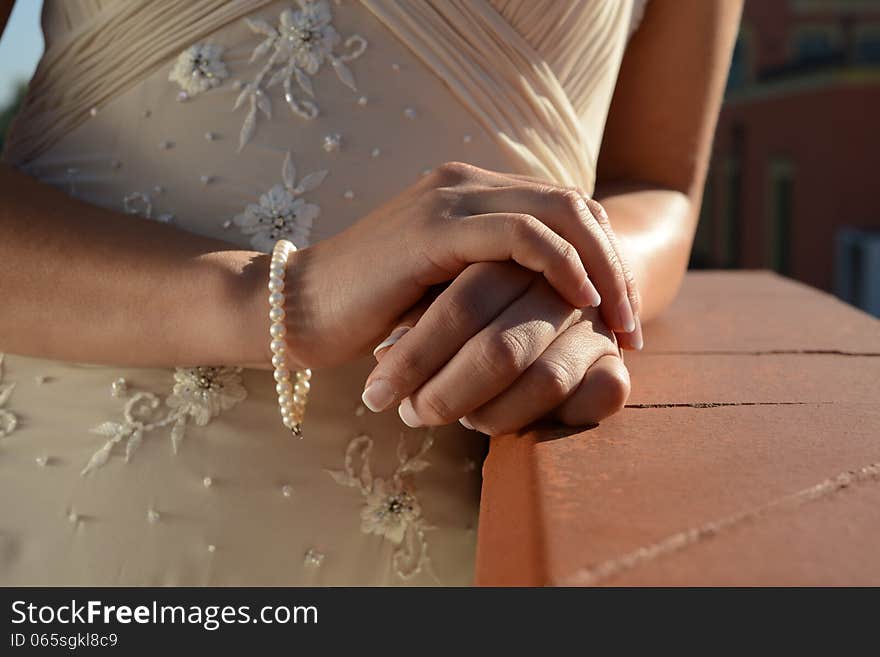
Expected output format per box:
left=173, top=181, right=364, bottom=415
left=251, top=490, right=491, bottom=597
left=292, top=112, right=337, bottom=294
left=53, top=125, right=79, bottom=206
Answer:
left=617, top=298, right=636, bottom=333
left=582, top=278, right=601, bottom=308
left=459, top=417, right=475, bottom=430
left=361, top=379, right=395, bottom=412
left=372, top=326, right=410, bottom=358
left=630, top=316, right=644, bottom=351
left=398, top=398, right=423, bottom=428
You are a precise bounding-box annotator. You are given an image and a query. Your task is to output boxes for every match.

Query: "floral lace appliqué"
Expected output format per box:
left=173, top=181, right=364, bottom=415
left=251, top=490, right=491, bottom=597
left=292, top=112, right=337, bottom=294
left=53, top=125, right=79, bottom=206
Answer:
left=233, top=151, right=326, bottom=252
left=169, top=43, right=229, bottom=97
left=0, top=354, right=18, bottom=437
left=236, top=0, right=368, bottom=149
left=81, top=367, right=246, bottom=476
left=326, top=432, right=437, bottom=581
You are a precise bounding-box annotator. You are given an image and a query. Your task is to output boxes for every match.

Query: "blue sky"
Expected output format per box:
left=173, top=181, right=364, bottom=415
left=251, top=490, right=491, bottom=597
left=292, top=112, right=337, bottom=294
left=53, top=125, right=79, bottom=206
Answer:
left=0, top=0, right=44, bottom=107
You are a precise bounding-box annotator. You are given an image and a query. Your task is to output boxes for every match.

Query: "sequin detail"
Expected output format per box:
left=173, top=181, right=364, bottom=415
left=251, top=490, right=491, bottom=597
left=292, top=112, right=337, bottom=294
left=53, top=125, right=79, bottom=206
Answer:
left=235, top=0, right=368, bottom=149
left=81, top=367, right=246, bottom=475
left=326, top=432, right=436, bottom=581
left=169, top=43, right=228, bottom=96
left=232, top=151, right=326, bottom=251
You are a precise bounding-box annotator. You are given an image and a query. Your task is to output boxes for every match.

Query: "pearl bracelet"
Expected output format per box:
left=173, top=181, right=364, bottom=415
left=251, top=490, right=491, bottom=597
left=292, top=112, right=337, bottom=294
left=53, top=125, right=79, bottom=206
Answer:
left=268, top=239, right=311, bottom=438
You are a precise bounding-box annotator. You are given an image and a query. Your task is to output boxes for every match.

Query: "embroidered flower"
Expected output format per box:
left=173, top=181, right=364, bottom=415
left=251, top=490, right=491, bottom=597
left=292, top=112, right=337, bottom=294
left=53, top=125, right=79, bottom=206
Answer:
left=327, top=432, right=437, bottom=581
left=361, top=479, right=421, bottom=544
left=82, top=367, right=247, bottom=475
left=166, top=367, right=247, bottom=426
left=276, top=2, right=339, bottom=74
left=233, top=151, right=326, bottom=251
left=235, top=0, right=368, bottom=148
left=169, top=43, right=228, bottom=96
left=0, top=354, right=18, bottom=438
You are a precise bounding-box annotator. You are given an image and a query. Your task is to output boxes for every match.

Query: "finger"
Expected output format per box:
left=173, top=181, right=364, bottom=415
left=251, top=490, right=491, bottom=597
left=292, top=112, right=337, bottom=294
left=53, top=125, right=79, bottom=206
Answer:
left=587, top=199, right=643, bottom=350
left=372, top=292, right=438, bottom=361
left=466, top=186, right=635, bottom=333
left=463, top=316, right=618, bottom=435
left=444, top=212, right=599, bottom=309
left=615, top=320, right=644, bottom=352
left=400, top=277, right=580, bottom=427
left=553, top=354, right=631, bottom=427
left=362, top=262, right=532, bottom=412
left=476, top=172, right=643, bottom=345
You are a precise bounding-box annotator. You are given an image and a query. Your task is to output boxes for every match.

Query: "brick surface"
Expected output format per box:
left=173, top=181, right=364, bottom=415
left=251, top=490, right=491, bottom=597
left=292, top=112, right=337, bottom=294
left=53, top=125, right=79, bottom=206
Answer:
left=475, top=271, right=880, bottom=586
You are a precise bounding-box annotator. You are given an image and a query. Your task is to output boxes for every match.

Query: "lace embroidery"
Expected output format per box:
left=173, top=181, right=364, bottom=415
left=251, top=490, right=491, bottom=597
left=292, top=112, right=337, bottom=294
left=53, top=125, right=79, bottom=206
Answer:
left=81, top=367, right=246, bottom=475
left=0, top=354, right=19, bottom=438
left=326, top=432, right=437, bottom=581
left=233, top=151, right=326, bottom=251
left=235, top=0, right=368, bottom=149
left=169, top=43, right=229, bottom=98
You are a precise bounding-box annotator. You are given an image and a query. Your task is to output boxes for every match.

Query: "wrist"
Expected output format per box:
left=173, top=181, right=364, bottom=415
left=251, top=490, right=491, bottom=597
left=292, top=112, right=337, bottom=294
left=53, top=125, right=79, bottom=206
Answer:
left=197, top=249, right=272, bottom=368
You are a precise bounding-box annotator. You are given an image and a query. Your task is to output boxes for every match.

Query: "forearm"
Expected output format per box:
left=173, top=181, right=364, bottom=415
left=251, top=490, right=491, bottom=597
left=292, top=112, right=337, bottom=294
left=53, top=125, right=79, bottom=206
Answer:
left=0, top=163, right=269, bottom=367
left=594, top=181, right=696, bottom=321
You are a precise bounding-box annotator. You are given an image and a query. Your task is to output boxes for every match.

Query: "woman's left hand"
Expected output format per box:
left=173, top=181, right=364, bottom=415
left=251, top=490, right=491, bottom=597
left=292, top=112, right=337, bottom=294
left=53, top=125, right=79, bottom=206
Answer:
left=366, top=262, right=630, bottom=435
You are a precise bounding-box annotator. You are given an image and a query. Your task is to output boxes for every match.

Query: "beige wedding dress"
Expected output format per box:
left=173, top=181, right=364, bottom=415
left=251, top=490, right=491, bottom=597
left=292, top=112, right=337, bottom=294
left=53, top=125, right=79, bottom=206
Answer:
left=0, top=0, right=646, bottom=585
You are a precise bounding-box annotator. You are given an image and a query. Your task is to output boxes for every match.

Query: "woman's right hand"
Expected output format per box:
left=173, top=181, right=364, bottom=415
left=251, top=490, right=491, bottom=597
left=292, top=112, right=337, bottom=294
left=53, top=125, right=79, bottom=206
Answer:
left=279, top=161, right=635, bottom=369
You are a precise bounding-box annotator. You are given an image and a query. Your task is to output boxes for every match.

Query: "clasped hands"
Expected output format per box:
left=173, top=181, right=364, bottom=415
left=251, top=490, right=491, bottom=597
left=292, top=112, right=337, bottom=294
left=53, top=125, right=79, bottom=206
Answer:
left=282, top=162, right=641, bottom=435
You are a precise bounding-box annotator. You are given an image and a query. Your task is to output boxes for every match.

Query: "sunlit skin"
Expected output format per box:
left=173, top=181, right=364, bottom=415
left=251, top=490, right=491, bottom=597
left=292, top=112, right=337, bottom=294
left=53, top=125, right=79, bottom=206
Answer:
left=0, top=0, right=741, bottom=433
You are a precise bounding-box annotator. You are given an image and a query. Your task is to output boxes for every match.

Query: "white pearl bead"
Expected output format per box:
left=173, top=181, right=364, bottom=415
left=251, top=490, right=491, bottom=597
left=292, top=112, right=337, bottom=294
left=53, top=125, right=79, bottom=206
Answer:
left=297, top=369, right=311, bottom=381
left=283, top=416, right=296, bottom=429
left=203, top=476, right=213, bottom=488
left=269, top=307, right=285, bottom=322
left=279, top=393, right=293, bottom=407
left=270, top=323, right=286, bottom=339
left=270, top=340, right=286, bottom=355
left=281, top=484, right=293, bottom=497
left=294, top=380, right=310, bottom=395
left=268, top=276, right=284, bottom=293
left=273, top=355, right=289, bottom=372
left=270, top=265, right=286, bottom=279
left=293, top=393, right=306, bottom=406
left=274, top=368, right=290, bottom=382
left=268, top=292, right=285, bottom=307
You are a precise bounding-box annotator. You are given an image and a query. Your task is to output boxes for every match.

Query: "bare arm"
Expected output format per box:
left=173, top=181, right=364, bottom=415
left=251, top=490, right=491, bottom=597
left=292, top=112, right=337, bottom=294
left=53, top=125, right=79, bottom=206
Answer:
left=596, top=0, right=742, bottom=321
left=0, top=163, right=270, bottom=366
left=0, top=3, right=267, bottom=365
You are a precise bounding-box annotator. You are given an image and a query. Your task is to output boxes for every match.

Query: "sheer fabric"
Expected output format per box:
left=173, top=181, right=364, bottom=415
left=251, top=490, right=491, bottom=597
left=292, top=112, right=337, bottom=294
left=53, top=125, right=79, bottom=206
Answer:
left=0, top=0, right=646, bottom=585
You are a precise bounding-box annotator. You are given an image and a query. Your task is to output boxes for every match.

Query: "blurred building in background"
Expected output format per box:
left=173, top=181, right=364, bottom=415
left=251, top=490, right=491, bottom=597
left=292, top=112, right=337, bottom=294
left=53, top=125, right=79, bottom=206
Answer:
left=693, top=0, right=880, bottom=315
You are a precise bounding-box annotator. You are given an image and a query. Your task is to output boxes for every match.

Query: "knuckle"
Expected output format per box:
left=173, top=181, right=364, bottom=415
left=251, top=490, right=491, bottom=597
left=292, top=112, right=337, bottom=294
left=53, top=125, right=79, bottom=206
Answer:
left=476, top=329, right=528, bottom=377
left=530, top=357, right=578, bottom=401
left=559, top=189, right=586, bottom=215
left=440, top=294, right=481, bottom=333
left=434, top=161, right=476, bottom=185
left=384, top=347, right=427, bottom=391
left=507, top=212, right=540, bottom=239
left=584, top=197, right=608, bottom=223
